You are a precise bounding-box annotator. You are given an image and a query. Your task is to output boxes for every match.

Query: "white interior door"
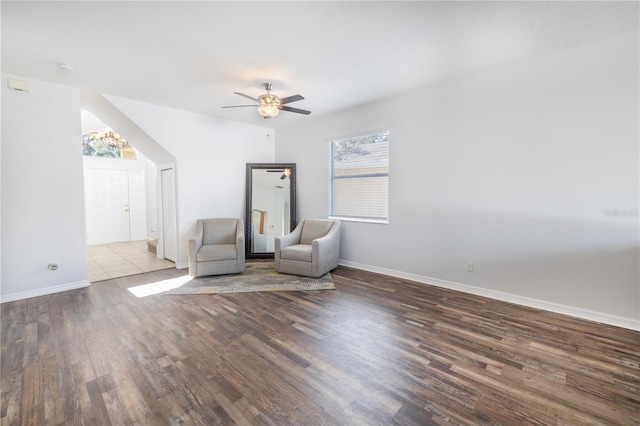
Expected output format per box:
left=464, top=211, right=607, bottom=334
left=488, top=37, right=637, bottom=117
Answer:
left=84, top=169, right=130, bottom=245
left=161, top=168, right=177, bottom=262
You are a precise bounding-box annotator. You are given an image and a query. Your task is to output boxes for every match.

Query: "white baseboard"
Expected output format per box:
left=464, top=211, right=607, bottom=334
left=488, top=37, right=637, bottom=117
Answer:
left=338, top=260, right=640, bottom=332
left=0, top=280, right=91, bottom=304
left=175, top=261, right=188, bottom=270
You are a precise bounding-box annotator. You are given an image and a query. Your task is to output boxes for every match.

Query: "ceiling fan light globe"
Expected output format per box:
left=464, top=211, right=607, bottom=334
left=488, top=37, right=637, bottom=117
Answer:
left=258, top=104, right=280, bottom=117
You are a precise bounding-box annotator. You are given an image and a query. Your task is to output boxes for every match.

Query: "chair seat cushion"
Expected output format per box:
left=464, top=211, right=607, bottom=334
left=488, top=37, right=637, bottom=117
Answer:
left=280, top=244, right=312, bottom=262
left=197, top=244, right=237, bottom=262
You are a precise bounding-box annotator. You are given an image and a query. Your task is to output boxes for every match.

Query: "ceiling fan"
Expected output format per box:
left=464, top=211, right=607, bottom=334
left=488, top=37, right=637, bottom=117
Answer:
left=223, top=83, right=311, bottom=119
left=267, top=168, right=291, bottom=180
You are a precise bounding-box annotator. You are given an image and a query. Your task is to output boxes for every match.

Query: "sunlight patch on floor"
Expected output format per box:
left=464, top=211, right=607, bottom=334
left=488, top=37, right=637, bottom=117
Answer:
left=128, top=275, right=193, bottom=297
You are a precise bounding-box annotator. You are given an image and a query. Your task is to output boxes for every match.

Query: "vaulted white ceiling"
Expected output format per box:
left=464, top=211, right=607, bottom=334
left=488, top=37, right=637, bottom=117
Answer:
left=2, top=1, right=638, bottom=129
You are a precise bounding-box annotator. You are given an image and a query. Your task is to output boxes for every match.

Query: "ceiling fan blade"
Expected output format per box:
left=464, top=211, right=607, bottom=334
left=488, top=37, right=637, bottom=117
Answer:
left=222, top=105, right=257, bottom=108
left=280, top=105, right=311, bottom=115
left=279, top=94, right=304, bottom=104
left=234, top=92, right=259, bottom=102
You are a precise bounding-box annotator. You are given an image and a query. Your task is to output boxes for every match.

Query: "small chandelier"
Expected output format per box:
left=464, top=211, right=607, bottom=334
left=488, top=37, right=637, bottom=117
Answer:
left=86, top=127, right=129, bottom=149
left=82, top=127, right=130, bottom=157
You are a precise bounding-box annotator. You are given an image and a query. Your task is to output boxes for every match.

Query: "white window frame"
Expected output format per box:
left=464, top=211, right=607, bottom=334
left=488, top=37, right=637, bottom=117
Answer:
left=328, top=130, right=389, bottom=224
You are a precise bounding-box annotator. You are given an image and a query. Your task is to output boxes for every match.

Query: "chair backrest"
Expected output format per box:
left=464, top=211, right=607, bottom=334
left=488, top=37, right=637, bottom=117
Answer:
left=300, top=219, right=337, bottom=245
left=202, top=218, right=239, bottom=245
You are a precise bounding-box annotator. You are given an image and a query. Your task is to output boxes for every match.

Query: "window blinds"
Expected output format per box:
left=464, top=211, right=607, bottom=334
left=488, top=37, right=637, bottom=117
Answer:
left=329, top=131, right=389, bottom=223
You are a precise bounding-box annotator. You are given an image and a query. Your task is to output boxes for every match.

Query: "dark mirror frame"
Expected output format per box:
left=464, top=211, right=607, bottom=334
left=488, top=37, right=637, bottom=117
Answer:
left=245, top=163, right=297, bottom=259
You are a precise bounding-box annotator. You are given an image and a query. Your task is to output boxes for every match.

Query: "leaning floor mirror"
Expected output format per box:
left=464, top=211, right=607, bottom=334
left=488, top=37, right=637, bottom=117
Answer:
left=245, top=163, right=296, bottom=259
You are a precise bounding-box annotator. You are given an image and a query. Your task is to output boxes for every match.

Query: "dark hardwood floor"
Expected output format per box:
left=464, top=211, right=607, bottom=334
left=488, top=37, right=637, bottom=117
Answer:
left=2, top=265, right=639, bottom=425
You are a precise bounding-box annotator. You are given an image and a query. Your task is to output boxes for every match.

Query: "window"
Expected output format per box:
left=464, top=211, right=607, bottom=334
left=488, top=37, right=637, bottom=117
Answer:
left=81, top=127, right=137, bottom=159
left=329, top=130, right=389, bottom=223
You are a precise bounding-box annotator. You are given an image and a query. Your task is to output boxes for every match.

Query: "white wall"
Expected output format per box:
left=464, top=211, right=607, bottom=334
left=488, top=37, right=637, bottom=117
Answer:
left=81, top=93, right=175, bottom=167
left=104, top=95, right=275, bottom=267
left=1, top=74, right=89, bottom=301
left=276, top=32, right=640, bottom=329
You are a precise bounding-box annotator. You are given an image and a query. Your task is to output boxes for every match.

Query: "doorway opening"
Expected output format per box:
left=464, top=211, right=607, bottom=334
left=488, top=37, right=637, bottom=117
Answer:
left=81, top=110, right=176, bottom=282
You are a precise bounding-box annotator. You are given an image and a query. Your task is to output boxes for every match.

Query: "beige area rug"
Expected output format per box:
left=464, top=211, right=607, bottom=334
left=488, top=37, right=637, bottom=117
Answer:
left=163, top=262, right=335, bottom=295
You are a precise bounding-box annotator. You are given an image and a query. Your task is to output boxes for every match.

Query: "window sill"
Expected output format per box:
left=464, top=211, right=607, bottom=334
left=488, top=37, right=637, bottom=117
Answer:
left=328, top=216, right=388, bottom=224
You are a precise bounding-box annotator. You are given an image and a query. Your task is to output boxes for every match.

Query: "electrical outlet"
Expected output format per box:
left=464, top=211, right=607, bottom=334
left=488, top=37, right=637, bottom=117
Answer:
left=467, top=262, right=473, bottom=272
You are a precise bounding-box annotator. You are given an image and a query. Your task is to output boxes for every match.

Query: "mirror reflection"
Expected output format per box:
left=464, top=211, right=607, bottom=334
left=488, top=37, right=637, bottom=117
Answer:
left=246, top=163, right=296, bottom=258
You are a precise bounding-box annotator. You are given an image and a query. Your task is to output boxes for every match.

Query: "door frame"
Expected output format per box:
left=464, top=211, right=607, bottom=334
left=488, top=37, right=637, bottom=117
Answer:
left=157, top=163, right=178, bottom=262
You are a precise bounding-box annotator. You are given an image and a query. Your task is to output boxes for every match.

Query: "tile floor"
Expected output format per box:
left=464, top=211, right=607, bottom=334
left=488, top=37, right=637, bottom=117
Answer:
left=87, top=240, right=175, bottom=282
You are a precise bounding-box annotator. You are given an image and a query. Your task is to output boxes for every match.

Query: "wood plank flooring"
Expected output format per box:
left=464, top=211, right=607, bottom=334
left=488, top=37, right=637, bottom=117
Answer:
left=1, top=266, right=639, bottom=425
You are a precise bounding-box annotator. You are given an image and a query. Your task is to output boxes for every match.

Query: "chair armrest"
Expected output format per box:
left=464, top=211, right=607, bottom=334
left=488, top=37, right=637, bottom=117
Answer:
left=275, top=221, right=303, bottom=267
left=277, top=232, right=298, bottom=249
left=235, top=219, right=245, bottom=264
left=188, top=220, right=204, bottom=276
left=312, top=221, right=341, bottom=271
left=276, top=221, right=303, bottom=250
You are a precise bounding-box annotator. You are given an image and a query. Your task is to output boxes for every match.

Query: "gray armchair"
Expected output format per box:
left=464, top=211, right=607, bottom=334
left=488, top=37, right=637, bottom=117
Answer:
left=275, top=219, right=341, bottom=278
left=188, top=218, right=245, bottom=277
